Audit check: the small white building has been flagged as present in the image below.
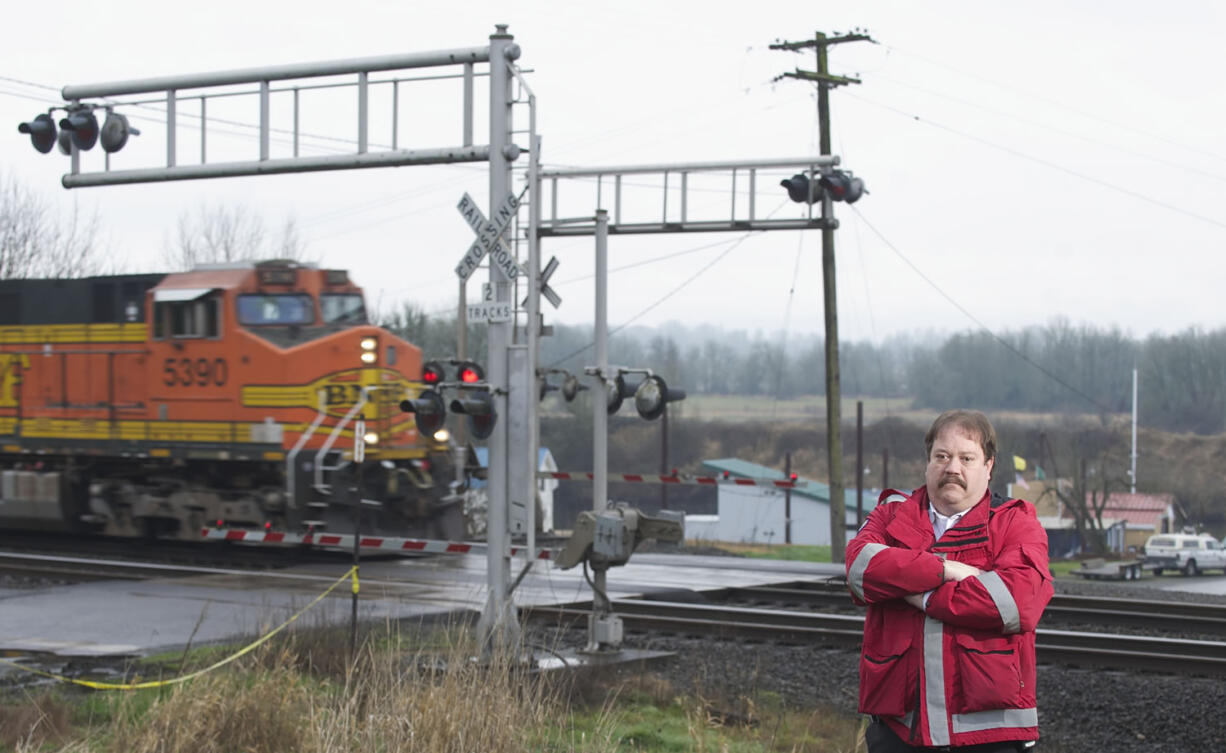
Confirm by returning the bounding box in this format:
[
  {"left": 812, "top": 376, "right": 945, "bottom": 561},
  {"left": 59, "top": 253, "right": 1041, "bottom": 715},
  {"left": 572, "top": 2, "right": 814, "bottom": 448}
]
[
  {"left": 473, "top": 446, "right": 558, "bottom": 532},
  {"left": 693, "top": 458, "right": 877, "bottom": 546}
]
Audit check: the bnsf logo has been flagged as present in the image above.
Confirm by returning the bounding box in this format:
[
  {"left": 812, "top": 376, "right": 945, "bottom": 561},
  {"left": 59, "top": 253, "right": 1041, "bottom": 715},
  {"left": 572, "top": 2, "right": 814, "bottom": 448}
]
[{"left": 241, "top": 369, "right": 411, "bottom": 417}]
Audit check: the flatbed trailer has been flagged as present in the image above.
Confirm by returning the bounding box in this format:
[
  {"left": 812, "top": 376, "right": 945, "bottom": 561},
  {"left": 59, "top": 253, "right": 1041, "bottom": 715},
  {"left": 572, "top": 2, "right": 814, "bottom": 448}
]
[{"left": 1073, "top": 558, "right": 1149, "bottom": 581}]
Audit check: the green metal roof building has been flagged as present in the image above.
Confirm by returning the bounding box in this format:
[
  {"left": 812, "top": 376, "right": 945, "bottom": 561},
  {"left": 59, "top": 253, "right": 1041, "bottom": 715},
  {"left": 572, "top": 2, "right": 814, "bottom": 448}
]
[{"left": 688, "top": 458, "right": 879, "bottom": 546}]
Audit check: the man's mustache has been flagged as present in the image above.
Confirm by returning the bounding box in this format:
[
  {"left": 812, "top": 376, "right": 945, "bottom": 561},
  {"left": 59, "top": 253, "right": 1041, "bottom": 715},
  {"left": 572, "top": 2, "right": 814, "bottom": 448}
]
[{"left": 940, "top": 474, "right": 966, "bottom": 489}]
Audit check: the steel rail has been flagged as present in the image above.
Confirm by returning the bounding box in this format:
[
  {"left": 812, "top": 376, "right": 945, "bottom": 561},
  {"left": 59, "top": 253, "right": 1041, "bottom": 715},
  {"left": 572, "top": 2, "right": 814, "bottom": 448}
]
[
  {"left": 525, "top": 599, "right": 1226, "bottom": 677},
  {"left": 716, "top": 582, "right": 1226, "bottom": 636}
]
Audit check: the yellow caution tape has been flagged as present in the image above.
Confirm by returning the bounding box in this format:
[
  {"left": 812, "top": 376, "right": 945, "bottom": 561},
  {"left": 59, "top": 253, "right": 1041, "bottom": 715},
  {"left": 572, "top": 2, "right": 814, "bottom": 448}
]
[{"left": 0, "top": 566, "right": 357, "bottom": 691}]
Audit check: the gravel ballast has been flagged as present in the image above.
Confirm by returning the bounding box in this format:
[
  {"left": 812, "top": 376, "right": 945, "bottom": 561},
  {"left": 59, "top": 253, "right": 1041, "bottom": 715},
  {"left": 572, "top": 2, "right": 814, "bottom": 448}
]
[{"left": 542, "top": 576, "right": 1226, "bottom": 753}]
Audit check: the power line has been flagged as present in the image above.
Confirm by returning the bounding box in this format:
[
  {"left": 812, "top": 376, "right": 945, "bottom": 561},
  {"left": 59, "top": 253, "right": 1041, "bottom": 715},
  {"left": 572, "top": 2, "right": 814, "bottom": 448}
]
[
  {"left": 871, "top": 73, "right": 1226, "bottom": 184},
  {"left": 883, "top": 44, "right": 1226, "bottom": 164},
  {"left": 546, "top": 220, "right": 776, "bottom": 368},
  {"left": 846, "top": 91, "right": 1226, "bottom": 232},
  {"left": 849, "top": 204, "right": 1112, "bottom": 413}
]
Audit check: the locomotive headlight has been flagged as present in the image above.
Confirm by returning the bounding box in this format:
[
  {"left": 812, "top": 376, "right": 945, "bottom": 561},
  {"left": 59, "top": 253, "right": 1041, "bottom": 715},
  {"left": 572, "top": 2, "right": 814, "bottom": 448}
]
[
  {"left": 362, "top": 431, "right": 380, "bottom": 446},
  {"left": 432, "top": 428, "right": 451, "bottom": 443},
  {"left": 359, "top": 337, "right": 378, "bottom": 363}
]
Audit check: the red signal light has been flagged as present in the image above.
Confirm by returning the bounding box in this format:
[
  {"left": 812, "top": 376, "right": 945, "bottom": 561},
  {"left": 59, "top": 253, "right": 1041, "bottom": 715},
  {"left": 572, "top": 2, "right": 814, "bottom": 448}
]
[
  {"left": 458, "top": 362, "right": 484, "bottom": 383},
  {"left": 215, "top": 519, "right": 224, "bottom": 528},
  {"left": 422, "top": 361, "right": 445, "bottom": 385},
  {"left": 789, "top": 473, "right": 798, "bottom": 482}
]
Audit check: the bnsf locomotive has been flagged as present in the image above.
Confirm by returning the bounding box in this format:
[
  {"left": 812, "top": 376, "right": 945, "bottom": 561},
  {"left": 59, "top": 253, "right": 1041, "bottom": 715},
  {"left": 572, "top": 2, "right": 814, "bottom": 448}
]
[{"left": 0, "top": 260, "right": 463, "bottom": 541}]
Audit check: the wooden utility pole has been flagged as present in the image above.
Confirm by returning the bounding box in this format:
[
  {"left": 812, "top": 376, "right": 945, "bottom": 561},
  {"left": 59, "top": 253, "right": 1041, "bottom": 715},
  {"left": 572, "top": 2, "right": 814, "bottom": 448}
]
[
  {"left": 856, "top": 400, "right": 864, "bottom": 528},
  {"left": 784, "top": 452, "right": 793, "bottom": 544},
  {"left": 770, "top": 29, "right": 872, "bottom": 562}
]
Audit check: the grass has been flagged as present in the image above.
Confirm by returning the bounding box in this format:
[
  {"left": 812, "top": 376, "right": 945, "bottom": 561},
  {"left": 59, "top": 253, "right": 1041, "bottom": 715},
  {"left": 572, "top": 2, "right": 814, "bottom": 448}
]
[
  {"left": 0, "top": 620, "right": 867, "bottom": 753},
  {"left": 715, "top": 543, "right": 834, "bottom": 563},
  {"left": 680, "top": 395, "right": 912, "bottom": 425}
]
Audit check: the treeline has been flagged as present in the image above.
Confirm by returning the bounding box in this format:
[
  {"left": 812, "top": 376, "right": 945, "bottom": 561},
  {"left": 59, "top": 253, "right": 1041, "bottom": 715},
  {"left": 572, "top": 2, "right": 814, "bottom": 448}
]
[{"left": 380, "top": 305, "right": 1226, "bottom": 435}]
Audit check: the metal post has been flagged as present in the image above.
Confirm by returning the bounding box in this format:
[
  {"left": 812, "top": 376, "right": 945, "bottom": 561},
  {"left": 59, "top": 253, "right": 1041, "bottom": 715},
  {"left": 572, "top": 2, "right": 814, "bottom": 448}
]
[
  {"left": 660, "top": 406, "right": 669, "bottom": 510},
  {"left": 259, "top": 81, "right": 269, "bottom": 161},
  {"left": 1130, "top": 368, "right": 1138, "bottom": 493},
  {"left": 357, "top": 72, "right": 368, "bottom": 154},
  {"left": 463, "top": 63, "right": 474, "bottom": 147},
  {"left": 882, "top": 447, "right": 889, "bottom": 490},
  {"left": 200, "top": 97, "right": 207, "bottom": 164},
  {"left": 526, "top": 125, "right": 542, "bottom": 569},
  {"left": 350, "top": 461, "right": 362, "bottom": 661},
  {"left": 592, "top": 208, "right": 610, "bottom": 635},
  {"left": 477, "top": 25, "right": 519, "bottom": 652},
  {"left": 392, "top": 81, "right": 399, "bottom": 150},
  {"left": 166, "top": 90, "right": 176, "bottom": 167},
  {"left": 292, "top": 88, "right": 299, "bottom": 157}
]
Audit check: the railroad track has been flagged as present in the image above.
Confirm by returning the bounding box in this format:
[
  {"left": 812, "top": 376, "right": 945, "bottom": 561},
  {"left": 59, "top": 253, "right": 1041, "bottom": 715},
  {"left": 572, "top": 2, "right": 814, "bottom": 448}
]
[
  {"left": 0, "top": 530, "right": 359, "bottom": 574},
  {"left": 708, "top": 580, "right": 1226, "bottom": 637},
  {"left": 0, "top": 551, "right": 206, "bottom": 581},
  {"left": 526, "top": 597, "right": 1226, "bottom": 677}
]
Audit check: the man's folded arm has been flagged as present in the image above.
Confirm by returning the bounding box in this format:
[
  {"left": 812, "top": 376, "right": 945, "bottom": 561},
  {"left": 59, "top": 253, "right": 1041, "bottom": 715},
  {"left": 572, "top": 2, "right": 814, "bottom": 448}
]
[{"left": 847, "top": 516, "right": 945, "bottom": 603}]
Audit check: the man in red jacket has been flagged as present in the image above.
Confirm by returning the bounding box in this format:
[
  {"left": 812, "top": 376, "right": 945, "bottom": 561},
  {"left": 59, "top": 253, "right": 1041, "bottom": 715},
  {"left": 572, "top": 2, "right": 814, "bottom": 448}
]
[{"left": 846, "top": 410, "right": 1053, "bottom": 752}]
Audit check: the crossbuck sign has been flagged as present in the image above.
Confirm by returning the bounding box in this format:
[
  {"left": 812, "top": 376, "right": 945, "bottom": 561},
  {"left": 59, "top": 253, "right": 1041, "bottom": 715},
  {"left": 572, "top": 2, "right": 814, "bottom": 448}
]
[{"left": 455, "top": 191, "right": 523, "bottom": 283}]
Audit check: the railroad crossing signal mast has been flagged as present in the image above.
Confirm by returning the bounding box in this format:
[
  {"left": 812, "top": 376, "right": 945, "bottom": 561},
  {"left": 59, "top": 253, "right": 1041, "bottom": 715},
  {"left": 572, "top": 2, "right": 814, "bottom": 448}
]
[{"left": 32, "top": 26, "right": 531, "bottom": 652}]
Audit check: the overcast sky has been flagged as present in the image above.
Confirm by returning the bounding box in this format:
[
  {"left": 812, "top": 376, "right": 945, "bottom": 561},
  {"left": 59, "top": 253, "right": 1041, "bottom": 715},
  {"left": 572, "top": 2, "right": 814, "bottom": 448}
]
[{"left": 3, "top": 1, "right": 1223, "bottom": 344}]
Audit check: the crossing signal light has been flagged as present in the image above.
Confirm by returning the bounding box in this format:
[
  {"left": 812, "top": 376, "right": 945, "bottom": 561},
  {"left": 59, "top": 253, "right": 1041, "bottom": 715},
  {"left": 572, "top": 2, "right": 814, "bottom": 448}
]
[
  {"left": 605, "top": 374, "right": 634, "bottom": 415},
  {"left": 450, "top": 392, "right": 497, "bottom": 440},
  {"left": 17, "top": 113, "right": 57, "bottom": 154},
  {"left": 399, "top": 389, "right": 446, "bottom": 436},
  {"left": 781, "top": 173, "right": 822, "bottom": 204},
  {"left": 562, "top": 373, "right": 587, "bottom": 402},
  {"left": 633, "top": 375, "right": 686, "bottom": 420},
  {"left": 421, "top": 361, "right": 445, "bottom": 386},
  {"left": 818, "top": 170, "right": 866, "bottom": 203},
  {"left": 458, "top": 361, "right": 484, "bottom": 384},
  {"left": 59, "top": 109, "right": 99, "bottom": 151}
]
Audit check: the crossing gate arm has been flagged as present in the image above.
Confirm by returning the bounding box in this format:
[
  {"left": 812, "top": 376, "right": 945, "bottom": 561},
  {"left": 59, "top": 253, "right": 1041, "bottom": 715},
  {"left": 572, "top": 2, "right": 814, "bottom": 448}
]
[
  {"left": 539, "top": 470, "right": 803, "bottom": 489},
  {"left": 200, "top": 528, "right": 556, "bottom": 560}
]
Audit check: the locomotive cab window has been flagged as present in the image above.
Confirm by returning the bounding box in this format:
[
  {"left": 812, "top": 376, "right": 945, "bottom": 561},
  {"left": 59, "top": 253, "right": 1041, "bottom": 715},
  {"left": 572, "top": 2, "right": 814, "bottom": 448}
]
[
  {"left": 321, "top": 294, "right": 367, "bottom": 325},
  {"left": 152, "top": 289, "right": 221, "bottom": 339},
  {"left": 237, "top": 294, "right": 315, "bottom": 325}
]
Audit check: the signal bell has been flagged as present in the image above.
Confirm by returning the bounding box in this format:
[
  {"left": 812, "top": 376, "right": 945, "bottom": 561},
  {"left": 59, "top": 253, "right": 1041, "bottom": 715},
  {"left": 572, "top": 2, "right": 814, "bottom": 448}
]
[{"left": 17, "top": 113, "right": 57, "bottom": 154}]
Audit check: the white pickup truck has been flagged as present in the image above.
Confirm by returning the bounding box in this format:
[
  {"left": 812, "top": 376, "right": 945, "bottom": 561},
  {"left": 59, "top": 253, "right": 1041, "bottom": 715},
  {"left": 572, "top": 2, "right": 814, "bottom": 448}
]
[{"left": 1141, "top": 533, "right": 1226, "bottom": 576}]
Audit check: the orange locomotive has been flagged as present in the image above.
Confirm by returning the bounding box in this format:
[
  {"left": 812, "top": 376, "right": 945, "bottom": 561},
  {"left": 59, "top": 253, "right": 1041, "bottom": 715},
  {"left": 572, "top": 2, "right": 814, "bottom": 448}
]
[{"left": 0, "top": 260, "right": 463, "bottom": 540}]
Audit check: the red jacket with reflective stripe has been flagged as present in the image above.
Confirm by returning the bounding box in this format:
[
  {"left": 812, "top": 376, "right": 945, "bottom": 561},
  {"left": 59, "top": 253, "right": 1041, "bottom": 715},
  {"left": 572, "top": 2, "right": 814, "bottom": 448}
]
[{"left": 845, "top": 486, "right": 1053, "bottom": 748}]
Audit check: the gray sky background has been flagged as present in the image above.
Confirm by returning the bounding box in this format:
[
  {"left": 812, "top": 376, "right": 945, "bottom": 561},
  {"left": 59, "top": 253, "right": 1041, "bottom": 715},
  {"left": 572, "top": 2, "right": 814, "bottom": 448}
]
[{"left": 3, "top": 1, "right": 1223, "bottom": 344}]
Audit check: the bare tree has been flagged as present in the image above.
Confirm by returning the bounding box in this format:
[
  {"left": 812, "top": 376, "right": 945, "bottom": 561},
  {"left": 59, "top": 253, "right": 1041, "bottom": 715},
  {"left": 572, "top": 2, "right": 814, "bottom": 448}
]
[
  {"left": 167, "top": 203, "right": 310, "bottom": 270},
  {"left": 1039, "top": 429, "right": 1129, "bottom": 555},
  {"left": 0, "top": 172, "right": 110, "bottom": 279}
]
